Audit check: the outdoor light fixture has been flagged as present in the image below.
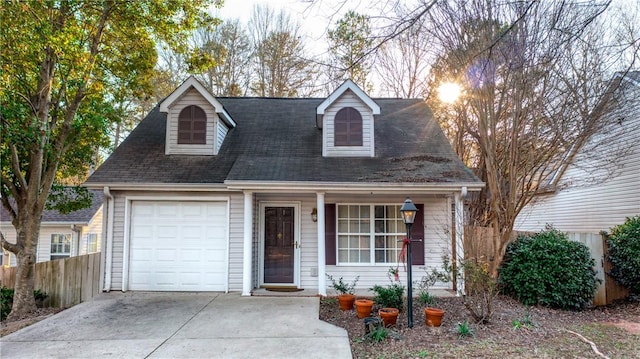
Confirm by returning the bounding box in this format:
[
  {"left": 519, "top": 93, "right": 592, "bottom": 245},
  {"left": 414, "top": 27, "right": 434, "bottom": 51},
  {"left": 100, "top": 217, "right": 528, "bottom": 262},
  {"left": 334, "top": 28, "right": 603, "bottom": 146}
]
[
  {"left": 400, "top": 197, "right": 418, "bottom": 328},
  {"left": 311, "top": 207, "right": 318, "bottom": 222}
]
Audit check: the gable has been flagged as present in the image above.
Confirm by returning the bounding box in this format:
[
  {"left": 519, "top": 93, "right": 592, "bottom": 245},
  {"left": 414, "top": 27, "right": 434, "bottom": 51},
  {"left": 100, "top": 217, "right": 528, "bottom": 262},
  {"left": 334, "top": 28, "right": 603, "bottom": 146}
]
[
  {"left": 322, "top": 90, "right": 375, "bottom": 157},
  {"left": 164, "top": 88, "right": 220, "bottom": 155}
]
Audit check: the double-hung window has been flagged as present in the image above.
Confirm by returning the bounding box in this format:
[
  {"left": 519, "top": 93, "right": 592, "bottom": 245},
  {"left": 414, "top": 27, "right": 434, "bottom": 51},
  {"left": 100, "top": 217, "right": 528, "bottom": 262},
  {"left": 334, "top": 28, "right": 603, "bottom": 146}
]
[
  {"left": 337, "top": 204, "right": 405, "bottom": 264},
  {"left": 51, "top": 234, "right": 71, "bottom": 260},
  {"left": 87, "top": 233, "right": 98, "bottom": 253}
]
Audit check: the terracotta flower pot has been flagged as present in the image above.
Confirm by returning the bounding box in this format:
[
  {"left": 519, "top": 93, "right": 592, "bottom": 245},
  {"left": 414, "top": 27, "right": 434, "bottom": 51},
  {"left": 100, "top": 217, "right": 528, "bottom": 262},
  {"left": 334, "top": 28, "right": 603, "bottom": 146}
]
[
  {"left": 338, "top": 294, "right": 356, "bottom": 310},
  {"left": 378, "top": 307, "right": 399, "bottom": 327},
  {"left": 355, "top": 299, "right": 374, "bottom": 319},
  {"left": 424, "top": 307, "right": 445, "bottom": 327}
]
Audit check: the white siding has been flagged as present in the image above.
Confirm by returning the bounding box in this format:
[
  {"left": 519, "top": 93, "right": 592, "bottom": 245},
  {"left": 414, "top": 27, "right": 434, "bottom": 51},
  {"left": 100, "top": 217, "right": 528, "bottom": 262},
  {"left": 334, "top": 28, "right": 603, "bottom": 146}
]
[
  {"left": 517, "top": 89, "right": 640, "bottom": 234},
  {"left": 227, "top": 193, "right": 245, "bottom": 291},
  {"left": 104, "top": 191, "right": 455, "bottom": 292},
  {"left": 323, "top": 195, "right": 452, "bottom": 292},
  {"left": 80, "top": 205, "right": 103, "bottom": 255},
  {"left": 217, "top": 121, "right": 229, "bottom": 153},
  {"left": 165, "top": 88, "right": 220, "bottom": 156},
  {"left": 0, "top": 224, "right": 76, "bottom": 266},
  {"left": 323, "top": 91, "right": 375, "bottom": 157}
]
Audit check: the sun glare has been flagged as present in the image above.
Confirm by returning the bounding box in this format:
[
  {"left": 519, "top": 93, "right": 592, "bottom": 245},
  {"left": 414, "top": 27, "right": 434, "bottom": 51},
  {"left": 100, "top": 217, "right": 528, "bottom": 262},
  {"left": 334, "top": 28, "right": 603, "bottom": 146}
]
[{"left": 438, "top": 82, "right": 462, "bottom": 104}]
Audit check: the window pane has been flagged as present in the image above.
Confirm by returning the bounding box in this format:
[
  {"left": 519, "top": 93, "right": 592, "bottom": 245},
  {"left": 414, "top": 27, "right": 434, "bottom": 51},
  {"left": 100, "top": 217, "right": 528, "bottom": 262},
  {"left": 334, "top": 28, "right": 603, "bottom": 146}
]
[
  {"left": 360, "top": 219, "right": 370, "bottom": 232},
  {"left": 360, "top": 206, "right": 370, "bottom": 218},
  {"left": 349, "top": 205, "right": 358, "bottom": 217},
  {"left": 338, "top": 220, "right": 349, "bottom": 232},
  {"left": 338, "top": 236, "right": 349, "bottom": 248},
  {"left": 349, "top": 221, "right": 360, "bottom": 233},
  {"left": 375, "top": 220, "right": 384, "bottom": 233},
  {"left": 338, "top": 250, "right": 348, "bottom": 262},
  {"left": 359, "top": 236, "right": 370, "bottom": 249},
  {"left": 375, "top": 205, "right": 384, "bottom": 218},
  {"left": 349, "top": 236, "right": 359, "bottom": 248},
  {"left": 360, "top": 250, "right": 370, "bottom": 263},
  {"left": 338, "top": 205, "right": 348, "bottom": 218}
]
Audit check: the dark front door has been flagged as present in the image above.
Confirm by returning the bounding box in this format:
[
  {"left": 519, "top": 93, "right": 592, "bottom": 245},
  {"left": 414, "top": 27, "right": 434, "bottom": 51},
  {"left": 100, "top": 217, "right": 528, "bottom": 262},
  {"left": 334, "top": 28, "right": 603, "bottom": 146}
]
[{"left": 264, "top": 207, "right": 295, "bottom": 284}]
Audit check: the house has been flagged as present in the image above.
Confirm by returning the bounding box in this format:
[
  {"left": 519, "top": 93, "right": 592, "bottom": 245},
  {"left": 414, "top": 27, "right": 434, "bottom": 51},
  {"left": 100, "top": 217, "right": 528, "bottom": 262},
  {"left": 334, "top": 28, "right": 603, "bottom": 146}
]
[
  {"left": 1, "top": 189, "right": 104, "bottom": 266},
  {"left": 516, "top": 72, "right": 640, "bottom": 234},
  {"left": 84, "top": 77, "right": 483, "bottom": 295}
]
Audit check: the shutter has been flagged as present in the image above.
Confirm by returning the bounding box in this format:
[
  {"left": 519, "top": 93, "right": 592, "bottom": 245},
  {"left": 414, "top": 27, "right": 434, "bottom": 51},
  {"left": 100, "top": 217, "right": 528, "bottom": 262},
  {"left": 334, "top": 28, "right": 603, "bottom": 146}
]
[
  {"left": 324, "top": 204, "right": 336, "bottom": 265},
  {"left": 347, "top": 108, "right": 363, "bottom": 146},
  {"left": 411, "top": 204, "right": 425, "bottom": 265}
]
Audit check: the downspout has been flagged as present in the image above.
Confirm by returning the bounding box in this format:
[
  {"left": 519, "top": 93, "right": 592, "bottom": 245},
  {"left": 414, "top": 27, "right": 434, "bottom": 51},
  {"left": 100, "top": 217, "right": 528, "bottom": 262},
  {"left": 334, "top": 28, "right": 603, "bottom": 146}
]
[
  {"left": 71, "top": 225, "right": 82, "bottom": 256},
  {"left": 454, "top": 186, "right": 467, "bottom": 296},
  {"left": 103, "top": 186, "right": 114, "bottom": 292}
]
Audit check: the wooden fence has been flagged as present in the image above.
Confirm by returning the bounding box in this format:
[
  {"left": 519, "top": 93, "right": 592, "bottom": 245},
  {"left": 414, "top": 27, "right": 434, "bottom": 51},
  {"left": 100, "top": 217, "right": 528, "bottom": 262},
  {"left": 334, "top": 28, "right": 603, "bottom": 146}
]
[
  {"left": 0, "top": 252, "right": 101, "bottom": 308},
  {"left": 464, "top": 227, "right": 628, "bottom": 306}
]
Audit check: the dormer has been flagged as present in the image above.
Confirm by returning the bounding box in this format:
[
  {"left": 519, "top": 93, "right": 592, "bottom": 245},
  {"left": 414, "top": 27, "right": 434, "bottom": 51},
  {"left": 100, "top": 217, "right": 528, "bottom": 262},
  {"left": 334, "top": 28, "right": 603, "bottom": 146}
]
[
  {"left": 316, "top": 80, "right": 380, "bottom": 157},
  {"left": 159, "top": 76, "right": 236, "bottom": 155}
]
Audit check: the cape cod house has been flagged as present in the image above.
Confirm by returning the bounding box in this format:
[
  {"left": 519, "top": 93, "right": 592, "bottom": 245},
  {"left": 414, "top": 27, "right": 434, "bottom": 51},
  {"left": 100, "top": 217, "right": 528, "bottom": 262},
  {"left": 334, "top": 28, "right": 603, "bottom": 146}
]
[
  {"left": 85, "top": 77, "right": 483, "bottom": 295},
  {"left": 516, "top": 72, "right": 640, "bottom": 234}
]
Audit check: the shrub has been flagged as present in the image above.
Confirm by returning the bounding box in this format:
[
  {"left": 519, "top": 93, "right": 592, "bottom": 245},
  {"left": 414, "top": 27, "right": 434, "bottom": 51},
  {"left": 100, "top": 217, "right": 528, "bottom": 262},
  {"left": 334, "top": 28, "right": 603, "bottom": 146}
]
[
  {"left": 461, "top": 259, "right": 499, "bottom": 323},
  {"left": 1, "top": 287, "right": 49, "bottom": 321},
  {"left": 606, "top": 215, "right": 640, "bottom": 295},
  {"left": 371, "top": 282, "right": 405, "bottom": 309},
  {"left": 326, "top": 274, "right": 359, "bottom": 295},
  {"left": 498, "top": 227, "right": 599, "bottom": 310}
]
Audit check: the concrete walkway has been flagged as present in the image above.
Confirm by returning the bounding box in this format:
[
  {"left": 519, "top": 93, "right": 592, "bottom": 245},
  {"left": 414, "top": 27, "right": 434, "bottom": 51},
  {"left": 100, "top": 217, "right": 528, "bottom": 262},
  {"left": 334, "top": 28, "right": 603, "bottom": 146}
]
[{"left": 0, "top": 292, "right": 352, "bottom": 359}]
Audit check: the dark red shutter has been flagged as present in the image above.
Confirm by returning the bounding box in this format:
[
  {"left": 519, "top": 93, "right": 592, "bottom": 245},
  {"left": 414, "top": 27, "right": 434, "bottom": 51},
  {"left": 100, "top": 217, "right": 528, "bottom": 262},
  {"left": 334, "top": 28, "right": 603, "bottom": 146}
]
[
  {"left": 334, "top": 107, "right": 363, "bottom": 146},
  {"left": 178, "top": 105, "right": 207, "bottom": 144},
  {"left": 411, "top": 204, "right": 425, "bottom": 265},
  {"left": 324, "top": 204, "right": 336, "bottom": 265}
]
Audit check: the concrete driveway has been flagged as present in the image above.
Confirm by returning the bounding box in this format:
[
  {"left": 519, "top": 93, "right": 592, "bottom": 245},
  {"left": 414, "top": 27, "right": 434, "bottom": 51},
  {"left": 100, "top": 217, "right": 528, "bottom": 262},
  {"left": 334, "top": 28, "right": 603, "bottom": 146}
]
[{"left": 0, "top": 292, "right": 352, "bottom": 358}]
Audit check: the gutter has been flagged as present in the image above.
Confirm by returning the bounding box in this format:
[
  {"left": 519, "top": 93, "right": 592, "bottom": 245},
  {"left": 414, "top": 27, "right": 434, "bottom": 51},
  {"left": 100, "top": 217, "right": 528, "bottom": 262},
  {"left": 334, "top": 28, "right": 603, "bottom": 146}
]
[
  {"left": 224, "top": 181, "right": 485, "bottom": 193},
  {"left": 102, "top": 186, "right": 114, "bottom": 292}
]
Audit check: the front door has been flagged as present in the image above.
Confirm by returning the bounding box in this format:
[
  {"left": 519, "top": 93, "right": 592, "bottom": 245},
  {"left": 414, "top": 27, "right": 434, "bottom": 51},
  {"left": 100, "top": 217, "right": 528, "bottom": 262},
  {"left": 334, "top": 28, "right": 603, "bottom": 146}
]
[{"left": 264, "top": 207, "right": 295, "bottom": 284}]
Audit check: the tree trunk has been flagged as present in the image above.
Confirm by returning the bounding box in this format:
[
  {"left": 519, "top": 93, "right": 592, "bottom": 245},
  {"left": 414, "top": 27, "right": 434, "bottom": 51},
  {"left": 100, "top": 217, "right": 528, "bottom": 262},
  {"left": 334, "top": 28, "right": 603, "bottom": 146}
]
[{"left": 7, "top": 219, "right": 41, "bottom": 320}]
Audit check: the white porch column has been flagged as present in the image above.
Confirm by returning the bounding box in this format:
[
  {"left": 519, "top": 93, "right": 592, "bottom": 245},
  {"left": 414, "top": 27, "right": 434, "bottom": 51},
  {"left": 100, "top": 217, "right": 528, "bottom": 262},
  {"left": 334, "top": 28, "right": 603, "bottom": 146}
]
[
  {"left": 242, "top": 191, "right": 254, "bottom": 296},
  {"left": 316, "top": 192, "right": 326, "bottom": 296},
  {"left": 455, "top": 187, "right": 467, "bottom": 295}
]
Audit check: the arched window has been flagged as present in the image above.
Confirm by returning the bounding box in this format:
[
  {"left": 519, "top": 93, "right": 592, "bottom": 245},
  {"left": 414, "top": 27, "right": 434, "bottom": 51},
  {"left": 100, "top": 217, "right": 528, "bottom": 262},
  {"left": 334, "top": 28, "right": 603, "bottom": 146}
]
[
  {"left": 178, "top": 105, "right": 207, "bottom": 144},
  {"left": 334, "top": 107, "right": 363, "bottom": 146}
]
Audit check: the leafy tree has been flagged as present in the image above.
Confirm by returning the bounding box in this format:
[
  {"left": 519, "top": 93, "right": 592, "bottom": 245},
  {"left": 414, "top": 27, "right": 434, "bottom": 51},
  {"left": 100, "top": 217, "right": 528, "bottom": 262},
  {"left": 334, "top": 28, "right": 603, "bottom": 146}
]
[
  {"left": 0, "top": 0, "right": 218, "bottom": 320},
  {"left": 327, "top": 10, "right": 373, "bottom": 91}
]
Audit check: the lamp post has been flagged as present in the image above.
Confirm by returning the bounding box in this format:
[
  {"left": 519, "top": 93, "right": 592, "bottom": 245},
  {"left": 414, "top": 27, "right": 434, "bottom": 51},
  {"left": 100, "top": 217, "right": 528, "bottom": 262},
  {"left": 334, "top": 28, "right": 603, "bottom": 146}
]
[{"left": 400, "top": 197, "right": 418, "bottom": 328}]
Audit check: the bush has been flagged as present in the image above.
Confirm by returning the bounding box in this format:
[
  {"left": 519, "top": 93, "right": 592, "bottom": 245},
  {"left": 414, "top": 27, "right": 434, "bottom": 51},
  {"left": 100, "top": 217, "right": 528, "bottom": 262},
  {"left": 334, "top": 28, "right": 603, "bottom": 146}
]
[
  {"left": 461, "top": 259, "right": 499, "bottom": 323},
  {"left": 1, "top": 287, "right": 49, "bottom": 321},
  {"left": 498, "top": 228, "right": 599, "bottom": 310},
  {"left": 371, "top": 282, "right": 405, "bottom": 310},
  {"left": 606, "top": 215, "right": 640, "bottom": 295}
]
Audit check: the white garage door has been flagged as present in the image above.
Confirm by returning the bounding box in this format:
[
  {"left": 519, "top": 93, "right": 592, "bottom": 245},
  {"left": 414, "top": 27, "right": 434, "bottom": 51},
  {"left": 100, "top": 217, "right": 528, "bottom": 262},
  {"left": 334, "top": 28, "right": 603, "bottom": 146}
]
[{"left": 129, "top": 201, "right": 228, "bottom": 291}]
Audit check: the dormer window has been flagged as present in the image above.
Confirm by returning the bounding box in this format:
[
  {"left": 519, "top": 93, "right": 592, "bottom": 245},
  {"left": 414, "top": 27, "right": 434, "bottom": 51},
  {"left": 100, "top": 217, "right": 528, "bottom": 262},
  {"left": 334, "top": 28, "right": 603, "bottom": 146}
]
[
  {"left": 178, "top": 105, "right": 207, "bottom": 144},
  {"left": 335, "top": 107, "right": 363, "bottom": 146}
]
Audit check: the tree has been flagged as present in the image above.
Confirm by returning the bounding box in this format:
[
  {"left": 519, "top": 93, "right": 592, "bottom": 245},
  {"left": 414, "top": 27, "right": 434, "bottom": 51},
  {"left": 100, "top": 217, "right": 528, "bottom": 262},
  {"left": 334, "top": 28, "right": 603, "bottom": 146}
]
[
  {"left": 327, "top": 10, "right": 374, "bottom": 91},
  {"left": 425, "top": 0, "right": 639, "bottom": 273},
  {"left": 193, "top": 20, "right": 252, "bottom": 96},
  {"left": 0, "top": 0, "right": 217, "bottom": 320},
  {"left": 248, "top": 4, "right": 318, "bottom": 97},
  {"left": 375, "top": 8, "right": 433, "bottom": 98}
]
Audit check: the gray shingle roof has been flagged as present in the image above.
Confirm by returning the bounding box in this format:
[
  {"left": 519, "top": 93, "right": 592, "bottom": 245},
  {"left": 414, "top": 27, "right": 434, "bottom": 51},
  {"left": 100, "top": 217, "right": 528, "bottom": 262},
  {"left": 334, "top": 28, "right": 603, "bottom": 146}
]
[
  {"left": 86, "top": 98, "right": 480, "bottom": 185},
  {"left": 0, "top": 189, "right": 104, "bottom": 224}
]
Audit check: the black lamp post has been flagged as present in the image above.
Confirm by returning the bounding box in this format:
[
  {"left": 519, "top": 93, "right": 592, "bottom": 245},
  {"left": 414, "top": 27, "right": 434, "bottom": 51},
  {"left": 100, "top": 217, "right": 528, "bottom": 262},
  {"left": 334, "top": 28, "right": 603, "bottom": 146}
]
[{"left": 400, "top": 197, "right": 418, "bottom": 328}]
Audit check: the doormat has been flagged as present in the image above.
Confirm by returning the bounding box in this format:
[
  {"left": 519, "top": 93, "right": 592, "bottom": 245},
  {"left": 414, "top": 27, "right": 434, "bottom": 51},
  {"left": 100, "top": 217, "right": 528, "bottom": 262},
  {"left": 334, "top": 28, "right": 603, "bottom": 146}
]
[{"left": 265, "top": 287, "right": 304, "bottom": 292}]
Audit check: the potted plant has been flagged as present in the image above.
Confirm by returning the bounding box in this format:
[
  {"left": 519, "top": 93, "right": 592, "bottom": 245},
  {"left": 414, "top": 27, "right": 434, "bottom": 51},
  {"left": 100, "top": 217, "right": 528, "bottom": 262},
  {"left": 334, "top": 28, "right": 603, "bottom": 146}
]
[
  {"left": 378, "top": 307, "right": 399, "bottom": 327},
  {"left": 354, "top": 298, "right": 374, "bottom": 318},
  {"left": 326, "top": 274, "right": 359, "bottom": 310},
  {"left": 371, "top": 269, "right": 405, "bottom": 327},
  {"left": 418, "top": 255, "right": 453, "bottom": 327}
]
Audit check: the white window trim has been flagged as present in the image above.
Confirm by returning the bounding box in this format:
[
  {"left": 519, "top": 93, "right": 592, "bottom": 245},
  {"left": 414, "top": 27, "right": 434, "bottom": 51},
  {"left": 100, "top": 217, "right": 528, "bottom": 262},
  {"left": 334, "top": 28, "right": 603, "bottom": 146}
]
[
  {"left": 51, "top": 233, "right": 72, "bottom": 259},
  {"left": 335, "top": 203, "right": 405, "bottom": 266}
]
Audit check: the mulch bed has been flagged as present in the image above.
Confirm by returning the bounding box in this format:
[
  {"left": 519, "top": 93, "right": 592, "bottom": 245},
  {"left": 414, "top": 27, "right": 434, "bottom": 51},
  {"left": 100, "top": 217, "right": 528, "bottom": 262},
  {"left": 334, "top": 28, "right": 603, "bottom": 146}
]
[{"left": 319, "top": 295, "right": 640, "bottom": 358}]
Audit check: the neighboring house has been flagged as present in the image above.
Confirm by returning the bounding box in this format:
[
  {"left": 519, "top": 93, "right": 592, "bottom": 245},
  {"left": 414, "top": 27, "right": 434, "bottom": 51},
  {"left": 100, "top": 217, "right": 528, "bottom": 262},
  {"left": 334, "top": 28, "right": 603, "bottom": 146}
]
[
  {"left": 516, "top": 72, "right": 640, "bottom": 234},
  {"left": 85, "top": 77, "right": 483, "bottom": 295},
  {"left": 1, "top": 189, "right": 104, "bottom": 266}
]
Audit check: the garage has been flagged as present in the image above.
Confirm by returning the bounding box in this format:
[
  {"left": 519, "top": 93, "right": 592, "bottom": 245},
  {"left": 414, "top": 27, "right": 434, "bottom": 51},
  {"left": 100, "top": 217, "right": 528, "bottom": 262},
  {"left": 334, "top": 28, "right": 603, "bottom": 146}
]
[{"left": 128, "top": 201, "right": 228, "bottom": 291}]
